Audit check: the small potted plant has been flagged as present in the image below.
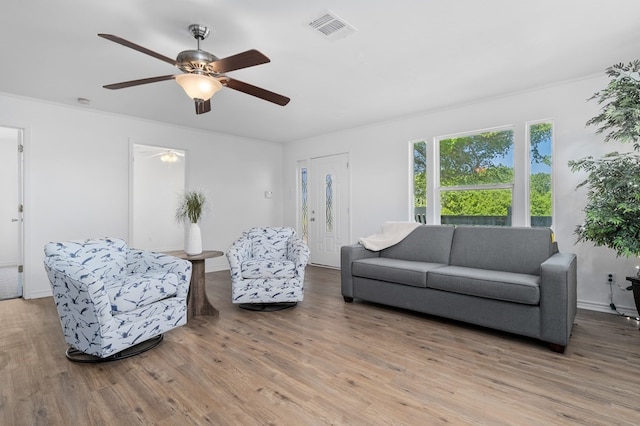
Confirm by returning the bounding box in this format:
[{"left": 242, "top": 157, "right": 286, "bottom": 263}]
[{"left": 176, "top": 190, "right": 207, "bottom": 255}]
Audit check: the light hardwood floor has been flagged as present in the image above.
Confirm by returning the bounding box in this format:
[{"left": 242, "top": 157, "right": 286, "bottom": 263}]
[{"left": 1, "top": 266, "right": 640, "bottom": 425}]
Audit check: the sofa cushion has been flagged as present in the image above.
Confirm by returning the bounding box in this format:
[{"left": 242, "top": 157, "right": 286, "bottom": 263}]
[
  {"left": 247, "top": 227, "right": 294, "bottom": 261},
  {"left": 449, "top": 226, "right": 554, "bottom": 275},
  {"left": 44, "top": 237, "right": 128, "bottom": 282},
  {"left": 427, "top": 266, "right": 540, "bottom": 305},
  {"left": 105, "top": 271, "right": 179, "bottom": 314},
  {"left": 353, "top": 258, "right": 447, "bottom": 288},
  {"left": 380, "top": 225, "right": 455, "bottom": 264},
  {"left": 241, "top": 259, "right": 296, "bottom": 279}
]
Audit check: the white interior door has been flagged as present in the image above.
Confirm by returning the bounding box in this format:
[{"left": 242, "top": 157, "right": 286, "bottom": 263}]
[
  {"left": 308, "top": 153, "right": 349, "bottom": 267},
  {"left": 0, "top": 127, "right": 23, "bottom": 300}
]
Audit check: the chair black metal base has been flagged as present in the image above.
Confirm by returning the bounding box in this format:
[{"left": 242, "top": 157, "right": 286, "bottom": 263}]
[
  {"left": 239, "top": 302, "right": 297, "bottom": 312},
  {"left": 65, "top": 334, "right": 164, "bottom": 363}
]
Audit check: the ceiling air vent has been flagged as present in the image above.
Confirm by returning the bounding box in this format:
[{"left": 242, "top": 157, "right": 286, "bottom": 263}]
[{"left": 308, "top": 10, "right": 356, "bottom": 40}]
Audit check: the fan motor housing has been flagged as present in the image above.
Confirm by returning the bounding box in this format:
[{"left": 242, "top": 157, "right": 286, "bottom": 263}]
[{"left": 176, "top": 49, "right": 220, "bottom": 75}]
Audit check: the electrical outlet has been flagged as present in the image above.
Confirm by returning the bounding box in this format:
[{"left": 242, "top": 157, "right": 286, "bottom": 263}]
[{"left": 607, "top": 273, "right": 616, "bottom": 284}]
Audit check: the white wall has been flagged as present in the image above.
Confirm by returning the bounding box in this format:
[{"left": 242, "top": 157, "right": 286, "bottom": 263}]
[
  {"left": 283, "top": 75, "right": 639, "bottom": 316},
  {"left": 0, "top": 93, "right": 283, "bottom": 299}
]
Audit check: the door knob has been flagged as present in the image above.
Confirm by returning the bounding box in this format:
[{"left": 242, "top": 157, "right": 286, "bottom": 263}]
[{"left": 11, "top": 218, "right": 19, "bottom": 222}]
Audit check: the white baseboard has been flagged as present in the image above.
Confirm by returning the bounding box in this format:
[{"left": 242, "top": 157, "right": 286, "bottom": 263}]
[
  {"left": 310, "top": 263, "right": 340, "bottom": 270},
  {"left": 206, "top": 265, "right": 229, "bottom": 273},
  {"left": 205, "top": 256, "right": 229, "bottom": 273},
  {"left": 24, "top": 288, "right": 53, "bottom": 300},
  {"left": 22, "top": 263, "right": 640, "bottom": 319},
  {"left": 578, "top": 300, "right": 639, "bottom": 317}
]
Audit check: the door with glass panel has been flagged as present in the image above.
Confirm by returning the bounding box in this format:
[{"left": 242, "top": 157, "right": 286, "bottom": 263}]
[{"left": 307, "top": 153, "right": 349, "bottom": 267}]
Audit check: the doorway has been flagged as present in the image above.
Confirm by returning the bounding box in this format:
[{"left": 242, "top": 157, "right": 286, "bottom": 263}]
[
  {"left": 130, "top": 143, "right": 186, "bottom": 251},
  {"left": 0, "top": 127, "right": 23, "bottom": 300},
  {"left": 305, "top": 153, "right": 350, "bottom": 267}
]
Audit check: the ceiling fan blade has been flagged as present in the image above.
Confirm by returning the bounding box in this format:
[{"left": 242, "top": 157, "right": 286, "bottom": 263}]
[
  {"left": 225, "top": 78, "right": 290, "bottom": 106},
  {"left": 211, "top": 50, "right": 270, "bottom": 73},
  {"left": 150, "top": 150, "right": 185, "bottom": 158},
  {"left": 98, "top": 34, "right": 177, "bottom": 66},
  {"left": 195, "top": 99, "right": 211, "bottom": 115},
  {"left": 103, "top": 75, "right": 176, "bottom": 90}
]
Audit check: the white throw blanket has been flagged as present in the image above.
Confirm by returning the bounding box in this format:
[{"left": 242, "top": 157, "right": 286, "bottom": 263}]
[{"left": 358, "top": 221, "right": 421, "bottom": 251}]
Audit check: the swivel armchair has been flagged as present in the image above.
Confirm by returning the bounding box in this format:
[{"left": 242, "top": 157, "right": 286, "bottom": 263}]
[
  {"left": 44, "top": 237, "right": 192, "bottom": 362},
  {"left": 226, "top": 227, "right": 310, "bottom": 311}
]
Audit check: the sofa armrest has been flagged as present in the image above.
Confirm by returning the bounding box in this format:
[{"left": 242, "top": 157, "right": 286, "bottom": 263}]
[
  {"left": 43, "top": 258, "right": 114, "bottom": 326},
  {"left": 126, "top": 250, "right": 192, "bottom": 298},
  {"left": 226, "top": 236, "right": 252, "bottom": 284},
  {"left": 539, "top": 252, "right": 578, "bottom": 347},
  {"left": 340, "top": 243, "right": 380, "bottom": 299},
  {"left": 287, "top": 236, "right": 311, "bottom": 277}
]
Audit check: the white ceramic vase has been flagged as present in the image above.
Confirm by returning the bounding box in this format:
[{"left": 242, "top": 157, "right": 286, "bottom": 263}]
[{"left": 185, "top": 222, "right": 203, "bottom": 255}]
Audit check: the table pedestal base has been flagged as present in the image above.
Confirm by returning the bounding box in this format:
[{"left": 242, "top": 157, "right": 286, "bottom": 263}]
[
  {"left": 187, "top": 256, "right": 219, "bottom": 319},
  {"left": 164, "top": 250, "right": 223, "bottom": 320}
]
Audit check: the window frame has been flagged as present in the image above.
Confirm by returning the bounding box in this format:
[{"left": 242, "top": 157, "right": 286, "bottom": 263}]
[
  {"left": 296, "top": 159, "right": 309, "bottom": 243},
  {"left": 411, "top": 122, "right": 553, "bottom": 228},
  {"left": 436, "top": 125, "right": 515, "bottom": 225},
  {"left": 526, "top": 119, "right": 555, "bottom": 228}
]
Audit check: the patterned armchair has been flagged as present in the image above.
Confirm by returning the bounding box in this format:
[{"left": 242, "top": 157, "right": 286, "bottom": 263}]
[
  {"left": 43, "top": 237, "right": 192, "bottom": 362},
  {"left": 226, "top": 227, "right": 310, "bottom": 310}
]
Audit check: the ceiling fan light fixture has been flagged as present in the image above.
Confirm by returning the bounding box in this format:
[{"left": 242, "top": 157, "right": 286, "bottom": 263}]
[
  {"left": 160, "top": 151, "right": 179, "bottom": 163},
  {"left": 175, "top": 73, "right": 222, "bottom": 101}
]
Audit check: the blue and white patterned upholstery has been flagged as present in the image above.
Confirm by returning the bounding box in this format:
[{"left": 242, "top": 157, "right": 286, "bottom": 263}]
[
  {"left": 226, "top": 227, "right": 310, "bottom": 304},
  {"left": 43, "top": 237, "right": 192, "bottom": 358}
]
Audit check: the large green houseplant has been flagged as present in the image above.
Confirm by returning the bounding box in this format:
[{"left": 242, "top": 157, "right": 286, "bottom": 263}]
[
  {"left": 584, "top": 60, "right": 640, "bottom": 150},
  {"left": 569, "top": 60, "right": 640, "bottom": 256},
  {"left": 569, "top": 152, "right": 640, "bottom": 257},
  {"left": 569, "top": 60, "right": 640, "bottom": 314},
  {"left": 176, "top": 190, "right": 207, "bottom": 255}
]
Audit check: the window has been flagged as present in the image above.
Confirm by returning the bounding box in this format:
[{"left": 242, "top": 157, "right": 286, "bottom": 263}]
[
  {"left": 412, "top": 141, "right": 427, "bottom": 223},
  {"left": 411, "top": 122, "right": 553, "bottom": 227},
  {"left": 439, "top": 127, "right": 514, "bottom": 226},
  {"left": 300, "top": 167, "right": 309, "bottom": 243},
  {"left": 325, "top": 174, "right": 333, "bottom": 232},
  {"left": 298, "top": 162, "right": 309, "bottom": 243},
  {"left": 529, "top": 121, "right": 553, "bottom": 227}
]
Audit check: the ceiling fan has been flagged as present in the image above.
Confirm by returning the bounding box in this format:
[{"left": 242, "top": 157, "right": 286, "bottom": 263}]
[
  {"left": 148, "top": 149, "right": 184, "bottom": 163},
  {"left": 99, "top": 24, "right": 290, "bottom": 114}
]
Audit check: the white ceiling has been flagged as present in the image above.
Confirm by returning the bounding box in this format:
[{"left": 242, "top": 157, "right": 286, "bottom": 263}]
[{"left": 2, "top": 1, "right": 640, "bottom": 143}]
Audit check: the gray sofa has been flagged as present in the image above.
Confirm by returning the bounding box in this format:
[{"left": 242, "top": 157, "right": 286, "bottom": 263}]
[{"left": 341, "top": 225, "right": 577, "bottom": 352}]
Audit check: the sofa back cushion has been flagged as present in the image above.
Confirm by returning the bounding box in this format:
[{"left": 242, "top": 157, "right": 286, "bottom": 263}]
[
  {"left": 44, "top": 237, "right": 128, "bottom": 282},
  {"left": 247, "top": 227, "right": 295, "bottom": 261},
  {"left": 449, "top": 226, "right": 554, "bottom": 275},
  {"left": 380, "top": 225, "right": 455, "bottom": 264}
]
